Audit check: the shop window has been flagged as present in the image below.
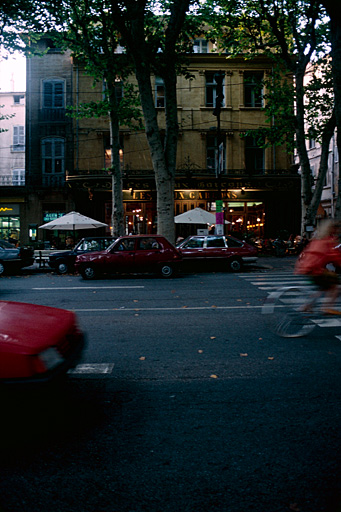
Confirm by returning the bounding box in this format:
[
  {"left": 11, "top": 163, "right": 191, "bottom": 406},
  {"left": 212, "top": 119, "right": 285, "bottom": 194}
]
[
  {"left": 245, "top": 136, "right": 264, "bottom": 173},
  {"left": 155, "top": 77, "right": 165, "bottom": 107},
  {"left": 205, "top": 72, "right": 225, "bottom": 108},
  {"left": 244, "top": 72, "right": 263, "bottom": 107},
  {"left": 12, "top": 126, "right": 25, "bottom": 152},
  {"left": 0, "top": 215, "right": 20, "bottom": 241}
]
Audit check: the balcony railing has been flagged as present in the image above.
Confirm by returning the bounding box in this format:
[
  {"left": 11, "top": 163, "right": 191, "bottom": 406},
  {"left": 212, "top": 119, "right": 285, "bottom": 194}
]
[
  {"left": 0, "top": 174, "right": 25, "bottom": 186},
  {"left": 65, "top": 167, "right": 299, "bottom": 179},
  {"left": 39, "top": 108, "right": 66, "bottom": 122}
]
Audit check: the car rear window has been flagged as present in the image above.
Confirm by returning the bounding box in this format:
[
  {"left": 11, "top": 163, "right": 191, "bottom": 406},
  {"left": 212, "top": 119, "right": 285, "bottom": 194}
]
[
  {"left": 206, "top": 237, "right": 226, "bottom": 248},
  {"left": 226, "top": 237, "right": 243, "bottom": 248}
]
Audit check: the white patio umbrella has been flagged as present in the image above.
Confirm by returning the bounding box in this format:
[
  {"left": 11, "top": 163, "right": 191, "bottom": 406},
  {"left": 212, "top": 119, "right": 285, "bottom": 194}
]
[
  {"left": 174, "top": 207, "right": 217, "bottom": 225},
  {"left": 39, "top": 211, "right": 108, "bottom": 240}
]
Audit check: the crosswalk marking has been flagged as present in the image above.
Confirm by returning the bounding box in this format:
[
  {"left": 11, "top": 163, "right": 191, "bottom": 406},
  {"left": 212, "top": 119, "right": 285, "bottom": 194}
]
[{"left": 240, "top": 271, "right": 341, "bottom": 338}]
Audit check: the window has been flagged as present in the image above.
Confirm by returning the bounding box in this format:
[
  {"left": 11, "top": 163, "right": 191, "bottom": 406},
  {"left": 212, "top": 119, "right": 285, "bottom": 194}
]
[
  {"left": 115, "top": 239, "right": 135, "bottom": 251},
  {"left": 207, "top": 237, "right": 226, "bottom": 248},
  {"left": 41, "top": 138, "right": 65, "bottom": 174},
  {"left": 245, "top": 136, "right": 264, "bottom": 172},
  {"left": 193, "top": 39, "right": 208, "bottom": 53},
  {"left": 12, "top": 126, "right": 25, "bottom": 152},
  {"left": 244, "top": 72, "right": 263, "bottom": 107},
  {"left": 205, "top": 72, "right": 225, "bottom": 108},
  {"left": 155, "top": 77, "right": 165, "bottom": 107},
  {"left": 183, "top": 237, "right": 205, "bottom": 249},
  {"left": 43, "top": 79, "right": 64, "bottom": 109},
  {"left": 138, "top": 238, "right": 160, "bottom": 250},
  {"left": 226, "top": 237, "right": 243, "bottom": 248},
  {"left": 206, "top": 134, "right": 226, "bottom": 172},
  {"left": 12, "top": 169, "right": 25, "bottom": 186},
  {"left": 308, "top": 138, "right": 316, "bottom": 149},
  {"left": 13, "top": 94, "right": 24, "bottom": 105}
]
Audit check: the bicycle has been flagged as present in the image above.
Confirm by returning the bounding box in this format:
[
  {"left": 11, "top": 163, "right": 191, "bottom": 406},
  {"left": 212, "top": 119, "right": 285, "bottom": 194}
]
[{"left": 261, "top": 280, "right": 338, "bottom": 338}]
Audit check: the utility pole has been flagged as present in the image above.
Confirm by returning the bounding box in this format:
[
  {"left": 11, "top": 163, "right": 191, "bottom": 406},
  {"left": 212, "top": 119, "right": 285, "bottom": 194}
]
[{"left": 213, "top": 71, "right": 224, "bottom": 234}]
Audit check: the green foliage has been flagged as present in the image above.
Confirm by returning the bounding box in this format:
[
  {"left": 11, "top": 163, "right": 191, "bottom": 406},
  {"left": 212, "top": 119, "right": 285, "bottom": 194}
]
[
  {"left": 0, "top": 105, "right": 15, "bottom": 133},
  {"left": 66, "top": 83, "right": 144, "bottom": 130},
  {"left": 304, "top": 58, "right": 334, "bottom": 143}
]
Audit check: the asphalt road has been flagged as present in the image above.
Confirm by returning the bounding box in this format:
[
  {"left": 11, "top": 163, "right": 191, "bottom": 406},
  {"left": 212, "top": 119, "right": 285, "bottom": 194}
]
[{"left": 0, "top": 258, "right": 340, "bottom": 512}]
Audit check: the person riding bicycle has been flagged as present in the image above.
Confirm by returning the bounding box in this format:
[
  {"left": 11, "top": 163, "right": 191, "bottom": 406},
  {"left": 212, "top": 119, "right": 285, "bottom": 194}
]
[{"left": 295, "top": 219, "right": 341, "bottom": 315}]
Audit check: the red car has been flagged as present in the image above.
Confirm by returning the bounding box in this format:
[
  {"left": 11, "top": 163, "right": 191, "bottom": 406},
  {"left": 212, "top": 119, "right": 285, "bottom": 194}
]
[
  {"left": 75, "top": 235, "right": 182, "bottom": 279},
  {"left": 0, "top": 301, "right": 85, "bottom": 383},
  {"left": 176, "top": 234, "right": 258, "bottom": 272}
]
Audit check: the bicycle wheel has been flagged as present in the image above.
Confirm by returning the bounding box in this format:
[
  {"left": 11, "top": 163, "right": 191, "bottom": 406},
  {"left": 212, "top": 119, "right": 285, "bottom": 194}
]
[{"left": 262, "top": 286, "right": 317, "bottom": 338}]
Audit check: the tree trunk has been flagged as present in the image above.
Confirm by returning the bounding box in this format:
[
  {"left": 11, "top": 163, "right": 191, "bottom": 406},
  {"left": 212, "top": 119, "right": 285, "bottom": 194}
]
[
  {"left": 295, "top": 68, "right": 314, "bottom": 232},
  {"left": 306, "top": 111, "right": 336, "bottom": 225},
  {"left": 108, "top": 84, "right": 124, "bottom": 237},
  {"left": 322, "top": 0, "right": 341, "bottom": 219}
]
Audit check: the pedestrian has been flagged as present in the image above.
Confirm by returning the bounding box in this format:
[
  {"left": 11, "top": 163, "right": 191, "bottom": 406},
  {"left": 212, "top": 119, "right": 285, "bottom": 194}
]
[{"left": 295, "top": 219, "right": 341, "bottom": 315}]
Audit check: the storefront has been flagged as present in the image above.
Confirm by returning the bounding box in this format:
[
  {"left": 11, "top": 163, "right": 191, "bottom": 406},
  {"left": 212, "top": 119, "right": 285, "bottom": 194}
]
[
  {"left": 0, "top": 204, "right": 21, "bottom": 243},
  {"left": 70, "top": 173, "right": 301, "bottom": 241}
]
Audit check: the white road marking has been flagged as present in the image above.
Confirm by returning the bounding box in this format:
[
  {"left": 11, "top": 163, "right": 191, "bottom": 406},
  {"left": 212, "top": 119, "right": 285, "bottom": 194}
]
[
  {"left": 33, "top": 286, "right": 145, "bottom": 290},
  {"left": 312, "top": 318, "right": 341, "bottom": 328},
  {"left": 72, "top": 305, "right": 264, "bottom": 312},
  {"left": 68, "top": 363, "right": 114, "bottom": 375}
]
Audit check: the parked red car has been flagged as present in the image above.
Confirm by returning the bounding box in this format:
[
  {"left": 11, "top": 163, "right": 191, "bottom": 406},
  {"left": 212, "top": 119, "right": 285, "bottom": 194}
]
[
  {"left": 0, "top": 301, "right": 85, "bottom": 383},
  {"left": 176, "top": 234, "right": 258, "bottom": 272},
  {"left": 75, "top": 235, "right": 182, "bottom": 279}
]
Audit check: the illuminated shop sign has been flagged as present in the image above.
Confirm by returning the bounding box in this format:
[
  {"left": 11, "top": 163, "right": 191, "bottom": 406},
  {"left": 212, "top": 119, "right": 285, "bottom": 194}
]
[
  {"left": 43, "top": 212, "right": 65, "bottom": 222},
  {"left": 0, "top": 205, "right": 20, "bottom": 215}
]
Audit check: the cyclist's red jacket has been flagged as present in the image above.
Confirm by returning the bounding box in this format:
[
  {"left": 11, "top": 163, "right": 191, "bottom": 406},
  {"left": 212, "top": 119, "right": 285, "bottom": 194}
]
[{"left": 295, "top": 236, "right": 341, "bottom": 276}]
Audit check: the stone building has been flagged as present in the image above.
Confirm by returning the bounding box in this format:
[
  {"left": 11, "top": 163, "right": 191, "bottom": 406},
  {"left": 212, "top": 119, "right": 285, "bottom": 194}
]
[{"left": 22, "top": 37, "right": 301, "bottom": 245}]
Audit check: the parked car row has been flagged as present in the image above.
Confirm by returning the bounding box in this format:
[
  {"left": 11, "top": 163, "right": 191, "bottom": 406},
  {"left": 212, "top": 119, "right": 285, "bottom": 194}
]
[
  {"left": 0, "top": 234, "right": 258, "bottom": 278},
  {"left": 68, "top": 234, "right": 257, "bottom": 279}
]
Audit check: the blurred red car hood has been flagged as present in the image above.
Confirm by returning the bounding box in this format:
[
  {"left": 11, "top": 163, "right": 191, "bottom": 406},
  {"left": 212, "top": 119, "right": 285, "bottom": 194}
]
[{"left": 0, "top": 301, "right": 76, "bottom": 353}]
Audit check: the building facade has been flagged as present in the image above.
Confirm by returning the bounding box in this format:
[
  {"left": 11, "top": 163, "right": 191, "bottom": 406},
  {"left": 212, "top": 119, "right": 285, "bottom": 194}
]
[
  {"left": 0, "top": 90, "right": 26, "bottom": 243},
  {"left": 21, "top": 38, "right": 301, "bottom": 246}
]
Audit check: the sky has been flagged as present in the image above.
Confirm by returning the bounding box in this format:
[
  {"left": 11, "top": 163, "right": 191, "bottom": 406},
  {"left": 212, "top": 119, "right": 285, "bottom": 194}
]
[{"left": 0, "top": 52, "right": 26, "bottom": 92}]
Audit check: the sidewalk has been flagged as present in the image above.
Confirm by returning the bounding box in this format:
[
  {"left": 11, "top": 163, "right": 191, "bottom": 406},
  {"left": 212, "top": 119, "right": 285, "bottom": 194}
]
[{"left": 254, "top": 254, "right": 297, "bottom": 272}]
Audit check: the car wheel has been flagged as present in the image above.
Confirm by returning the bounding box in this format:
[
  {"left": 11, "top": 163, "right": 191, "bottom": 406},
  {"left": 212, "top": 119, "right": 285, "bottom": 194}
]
[
  {"left": 159, "top": 264, "right": 174, "bottom": 278},
  {"left": 81, "top": 265, "right": 97, "bottom": 280},
  {"left": 228, "top": 258, "right": 242, "bottom": 272},
  {"left": 56, "top": 259, "right": 69, "bottom": 274},
  {"left": 0, "top": 261, "right": 5, "bottom": 276}
]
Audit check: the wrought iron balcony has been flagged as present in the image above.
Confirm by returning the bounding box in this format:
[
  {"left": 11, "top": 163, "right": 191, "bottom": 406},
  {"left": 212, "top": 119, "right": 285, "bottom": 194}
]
[{"left": 39, "top": 108, "right": 67, "bottom": 122}]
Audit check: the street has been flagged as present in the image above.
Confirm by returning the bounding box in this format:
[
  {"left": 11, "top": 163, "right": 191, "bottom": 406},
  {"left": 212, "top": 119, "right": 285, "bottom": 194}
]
[{"left": 0, "top": 259, "right": 340, "bottom": 512}]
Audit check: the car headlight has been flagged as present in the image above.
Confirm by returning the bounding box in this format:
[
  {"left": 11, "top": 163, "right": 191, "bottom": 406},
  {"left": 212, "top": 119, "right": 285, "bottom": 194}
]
[{"left": 39, "top": 347, "right": 64, "bottom": 370}]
